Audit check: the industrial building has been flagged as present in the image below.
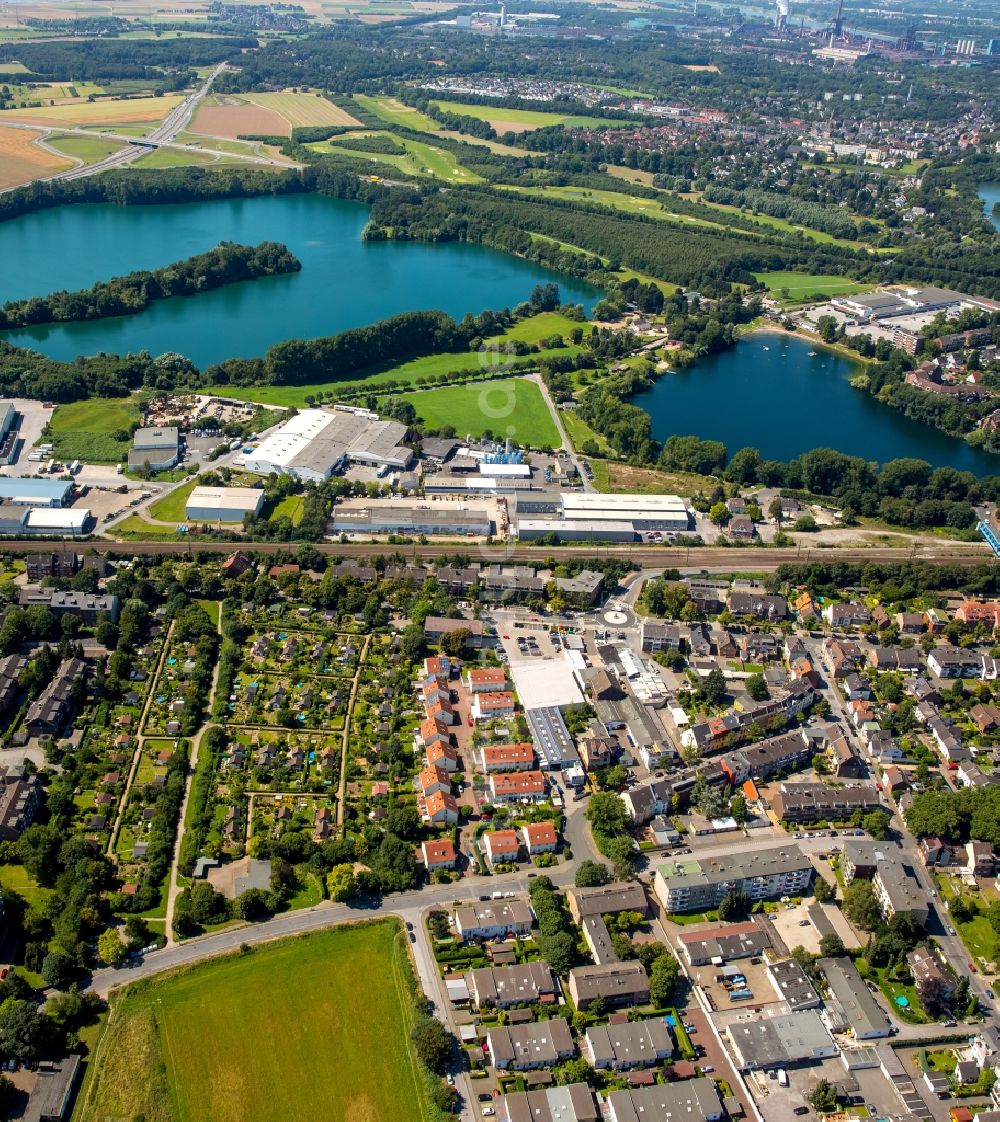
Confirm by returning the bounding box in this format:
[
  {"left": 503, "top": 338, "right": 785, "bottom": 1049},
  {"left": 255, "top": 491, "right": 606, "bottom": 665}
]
[
  {"left": 129, "top": 427, "right": 180, "bottom": 471},
  {"left": 654, "top": 846, "right": 813, "bottom": 913},
  {"left": 0, "top": 504, "right": 92, "bottom": 537},
  {"left": 0, "top": 477, "right": 73, "bottom": 507},
  {"left": 243, "top": 409, "right": 413, "bottom": 482},
  {"left": 516, "top": 492, "right": 692, "bottom": 542},
  {"left": 725, "top": 1010, "right": 837, "bottom": 1070},
  {"left": 0, "top": 402, "right": 18, "bottom": 465},
  {"left": 831, "top": 286, "right": 997, "bottom": 323},
  {"left": 185, "top": 486, "right": 264, "bottom": 523},
  {"left": 329, "top": 503, "right": 492, "bottom": 537}
]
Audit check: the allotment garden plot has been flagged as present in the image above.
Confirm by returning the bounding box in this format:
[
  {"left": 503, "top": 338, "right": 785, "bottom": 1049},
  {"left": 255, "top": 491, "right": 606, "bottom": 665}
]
[{"left": 227, "top": 629, "right": 358, "bottom": 731}]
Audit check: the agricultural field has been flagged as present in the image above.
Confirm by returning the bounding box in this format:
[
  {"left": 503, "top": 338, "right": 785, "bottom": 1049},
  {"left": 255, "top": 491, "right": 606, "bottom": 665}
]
[
  {"left": 0, "top": 123, "right": 69, "bottom": 188},
  {"left": 427, "top": 99, "right": 626, "bottom": 134},
  {"left": 395, "top": 377, "right": 560, "bottom": 447},
  {"left": 76, "top": 922, "right": 431, "bottom": 1122},
  {"left": 244, "top": 90, "right": 361, "bottom": 128},
  {"left": 189, "top": 94, "right": 289, "bottom": 139},
  {"left": 44, "top": 132, "right": 126, "bottom": 164},
  {"left": 754, "top": 270, "right": 874, "bottom": 300},
  {"left": 0, "top": 93, "right": 182, "bottom": 127},
  {"left": 46, "top": 396, "right": 141, "bottom": 464}
]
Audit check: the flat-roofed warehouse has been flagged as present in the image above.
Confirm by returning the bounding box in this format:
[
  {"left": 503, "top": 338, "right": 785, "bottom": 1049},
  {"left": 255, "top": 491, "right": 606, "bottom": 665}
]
[
  {"left": 517, "top": 518, "right": 637, "bottom": 543},
  {"left": 185, "top": 486, "right": 264, "bottom": 523},
  {"left": 0, "top": 478, "right": 73, "bottom": 508},
  {"left": 243, "top": 409, "right": 413, "bottom": 483},
  {"left": 329, "top": 503, "right": 492, "bottom": 537},
  {"left": 560, "top": 493, "right": 692, "bottom": 531},
  {"left": 725, "top": 1010, "right": 837, "bottom": 1070},
  {"left": 129, "top": 426, "right": 180, "bottom": 470}
]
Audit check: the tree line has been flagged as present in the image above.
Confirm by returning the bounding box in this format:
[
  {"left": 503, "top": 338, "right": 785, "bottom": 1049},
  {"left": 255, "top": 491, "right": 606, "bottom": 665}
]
[{"left": 0, "top": 241, "right": 300, "bottom": 330}]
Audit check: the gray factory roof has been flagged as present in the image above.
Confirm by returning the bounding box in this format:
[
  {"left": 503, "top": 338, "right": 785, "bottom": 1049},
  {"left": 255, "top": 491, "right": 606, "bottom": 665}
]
[
  {"left": 768, "top": 958, "right": 820, "bottom": 1010},
  {"left": 726, "top": 1010, "right": 834, "bottom": 1069},
  {"left": 133, "top": 426, "right": 179, "bottom": 450},
  {"left": 525, "top": 705, "right": 580, "bottom": 769}
]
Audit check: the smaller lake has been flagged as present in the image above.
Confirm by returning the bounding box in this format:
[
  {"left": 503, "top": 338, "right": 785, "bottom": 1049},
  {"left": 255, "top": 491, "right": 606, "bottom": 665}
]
[
  {"left": 632, "top": 333, "right": 999, "bottom": 474},
  {"left": 980, "top": 183, "right": 1000, "bottom": 231}
]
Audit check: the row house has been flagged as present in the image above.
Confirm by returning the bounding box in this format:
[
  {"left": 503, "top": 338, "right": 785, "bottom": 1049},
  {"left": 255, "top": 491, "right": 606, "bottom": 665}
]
[
  {"left": 928, "top": 646, "right": 986, "bottom": 679},
  {"left": 418, "top": 765, "right": 452, "bottom": 798},
  {"left": 426, "top": 740, "right": 458, "bottom": 771},
  {"left": 465, "top": 667, "right": 507, "bottom": 693},
  {"left": 471, "top": 691, "right": 516, "bottom": 723},
  {"left": 423, "top": 790, "right": 459, "bottom": 826},
  {"left": 868, "top": 646, "right": 923, "bottom": 675},
  {"left": 770, "top": 783, "right": 882, "bottom": 823},
  {"left": 482, "top": 742, "right": 536, "bottom": 773},
  {"left": 489, "top": 770, "right": 547, "bottom": 804},
  {"left": 419, "top": 717, "right": 451, "bottom": 753},
  {"left": 720, "top": 729, "right": 811, "bottom": 784}
]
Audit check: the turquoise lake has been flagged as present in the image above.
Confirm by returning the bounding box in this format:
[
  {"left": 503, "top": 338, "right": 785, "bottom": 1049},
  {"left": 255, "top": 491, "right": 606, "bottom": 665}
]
[{"left": 0, "top": 193, "right": 600, "bottom": 367}]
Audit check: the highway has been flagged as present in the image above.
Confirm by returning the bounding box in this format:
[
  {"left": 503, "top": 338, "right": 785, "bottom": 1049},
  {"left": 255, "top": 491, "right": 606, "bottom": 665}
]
[{"left": 0, "top": 63, "right": 297, "bottom": 194}]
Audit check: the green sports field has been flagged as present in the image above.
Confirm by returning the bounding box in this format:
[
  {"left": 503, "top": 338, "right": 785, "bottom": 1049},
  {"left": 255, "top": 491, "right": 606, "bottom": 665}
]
[
  {"left": 396, "top": 377, "right": 560, "bottom": 448},
  {"left": 77, "top": 921, "right": 432, "bottom": 1122}
]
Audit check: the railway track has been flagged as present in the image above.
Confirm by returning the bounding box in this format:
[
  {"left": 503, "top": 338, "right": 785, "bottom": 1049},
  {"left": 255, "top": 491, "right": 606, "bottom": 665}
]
[{"left": 3, "top": 539, "right": 993, "bottom": 567}]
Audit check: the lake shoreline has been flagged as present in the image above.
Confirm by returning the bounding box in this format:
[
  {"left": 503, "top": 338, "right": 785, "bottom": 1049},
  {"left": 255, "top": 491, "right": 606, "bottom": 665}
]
[{"left": 628, "top": 328, "right": 997, "bottom": 474}]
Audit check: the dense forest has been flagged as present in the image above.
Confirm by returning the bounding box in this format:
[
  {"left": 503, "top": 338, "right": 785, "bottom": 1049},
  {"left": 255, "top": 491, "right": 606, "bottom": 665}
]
[
  {"left": 0, "top": 241, "right": 300, "bottom": 329},
  {"left": 0, "top": 36, "right": 254, "bottom": 80}
]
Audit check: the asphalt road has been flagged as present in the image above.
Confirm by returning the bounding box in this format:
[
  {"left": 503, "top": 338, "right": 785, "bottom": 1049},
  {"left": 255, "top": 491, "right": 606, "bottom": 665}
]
[{"left": 55, "top": 64, "right": 229, "bottom": 182}]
